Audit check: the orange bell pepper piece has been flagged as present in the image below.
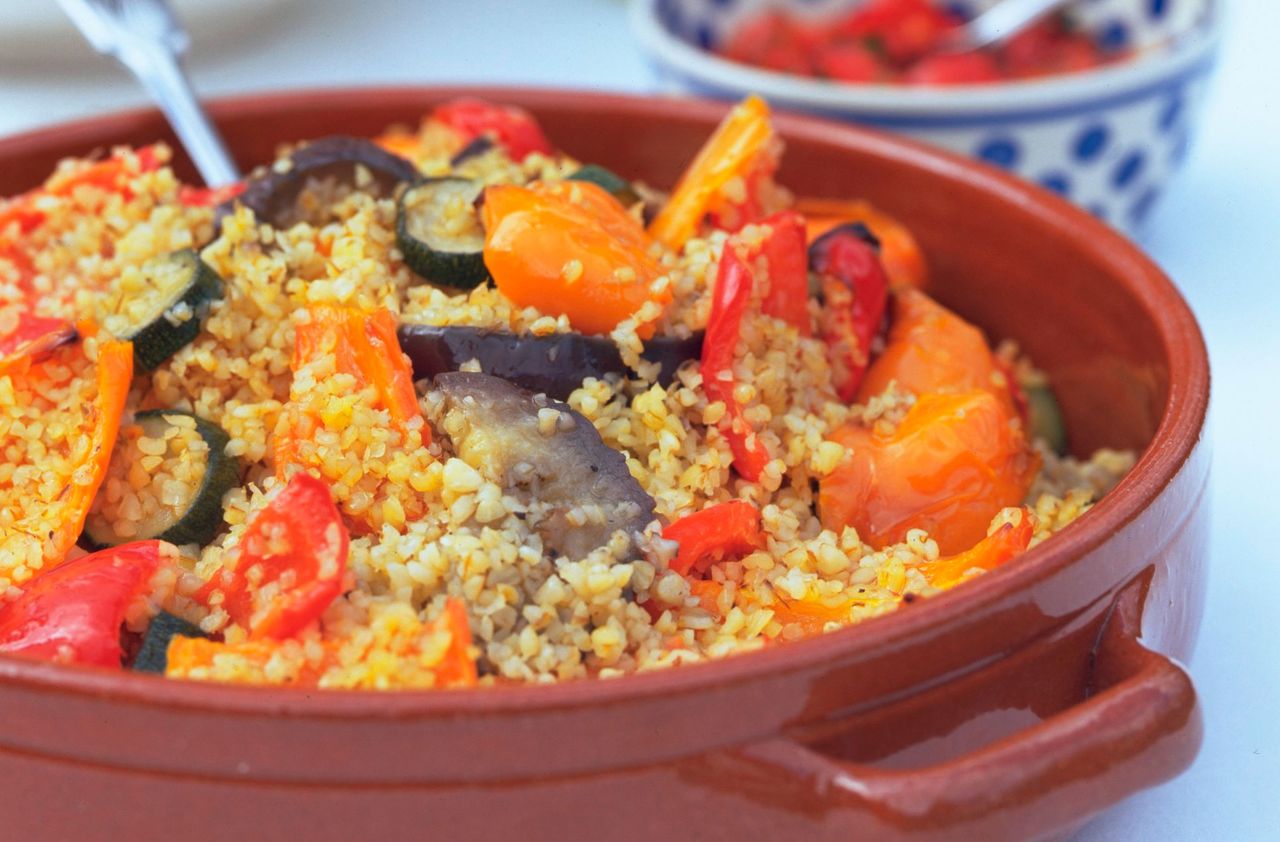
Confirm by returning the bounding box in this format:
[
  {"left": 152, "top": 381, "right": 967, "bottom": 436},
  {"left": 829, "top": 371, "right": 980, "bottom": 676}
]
[
  {"left": 922, "top": 508, "right": 1035, "bottom": 588},
  {"left": 768, "top": 596, "right": 857, "bottom": 637},
  {"left": 796, "top": 197, "right": 928, "bottom": 290},
  {"left": 0, "top": 332, "right": 132, "bottom": 573},
  {"left": 856, "top": 287, "right": 1017, "bottom": 415},
  {"left": 819, "top": 390, "right": 1039, "bottom": 555},
  {"left": 688, "top": 579, "right": 726, "bottom": 617},
  {"left": 372, "top": 131, "right": 422, "bottom": 160},
  {"left": 276, "top": 305, "right": 425, "bottom": 476},
  {"left": 165, "top": 637, "right": 337, "bottom": 686},
  {"left": 648, "top": 95, "right": 777, "bottom": 250},
  {"left": 482, "top": 180, "right": 669, "bottom": 336},
  {"left": 429, "top": 598, "right": 479, "bottom": 688}
]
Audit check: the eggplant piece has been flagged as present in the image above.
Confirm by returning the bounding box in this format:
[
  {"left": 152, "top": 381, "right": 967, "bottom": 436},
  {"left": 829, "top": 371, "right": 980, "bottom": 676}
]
[
  {"left": 399, "top": 324, "right": 703, "bottom": 400},
  {"left": 433, "top": 372, "right": 656, "bottom": 561},
  {"left": 449, "top": 136, "right": 496, "bottom": 168},
  {"left": 221, "top": 136, "right": 420, "bottom": 229}
]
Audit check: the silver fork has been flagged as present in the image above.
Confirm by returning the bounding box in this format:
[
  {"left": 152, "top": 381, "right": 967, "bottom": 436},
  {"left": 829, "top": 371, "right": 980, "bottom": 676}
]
[{"left": 56, "top": 0, "right": 241, "bottom": 185}]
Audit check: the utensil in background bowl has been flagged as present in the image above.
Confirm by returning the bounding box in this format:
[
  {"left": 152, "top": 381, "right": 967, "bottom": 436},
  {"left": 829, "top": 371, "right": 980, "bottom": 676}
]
[
  {"left": 630, "top": 0, "right": 1222, "bottom": 237},
  {"left": 0, "top": 87, "right": 1209, "bottom": 842}
]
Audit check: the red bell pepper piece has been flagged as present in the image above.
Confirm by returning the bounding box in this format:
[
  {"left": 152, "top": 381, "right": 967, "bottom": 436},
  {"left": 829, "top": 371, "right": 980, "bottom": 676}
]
[
  {"left": 196, "top": 472, "right": 349, "bottom": 640},
  {"left": 810, "top": 223, "right": 891, "bottom": 402},
  {"left": 703, "top": 248, "right": 771, "bottom": 481},
  {"left": 757, "top": 210, "right": 812, "bottom": 335},
  {"left": 0, "top": 197, "right": 45, "bottom": 237},
  {"left": 432, "top": 98, "right": 553, "bottom": 162},
  {"left": 43, "top": 144, "right": 162, "bottom": 200},
  {"left": 0, "top": 312, "right": 76, "bottom": 362},
  {"left": 178, "top": 181, "right": 246, "bottom": 208},
  {"left": 664, "top": 500, "right": 763, "bottom": 576},
  {"left": 0, "top": 541, "right": 165, "bottom": 667}
]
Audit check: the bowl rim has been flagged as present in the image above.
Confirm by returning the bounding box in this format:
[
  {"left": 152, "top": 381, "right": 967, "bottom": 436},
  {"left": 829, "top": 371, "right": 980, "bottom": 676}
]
[
  {"left": 0, "top": 85, "right": 1210, "bottom": 718},
  {"left": 629, "top": 0, "right": 1224, "bottom": 122}
]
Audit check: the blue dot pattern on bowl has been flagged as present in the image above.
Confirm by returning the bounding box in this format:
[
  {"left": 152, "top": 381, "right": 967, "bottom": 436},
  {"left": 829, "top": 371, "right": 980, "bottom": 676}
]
[
  {"left": 976, "top": 137, "right": 1021, "bottom": 169},
  {"left": 1130, "top": 186, "right": 1162, "bottom": 225},
  {"left": 1159, "top": 95, "right": 1184, "bottom": 131},
  {"left": 1074, "top": 124, "right": 1111, "bottom": 162},
  {"left": 645, "top": 0, "right": 1217, "bottom": 237},
  {"left": 1039, "top": 172, "right": 1073, "bottom": 197},
  {"left": 1112, "top": 150, "right": 1146, "bottom": 189},
  {"left": 1099, "top": 20, "right": 1131, "bottom": 51}
]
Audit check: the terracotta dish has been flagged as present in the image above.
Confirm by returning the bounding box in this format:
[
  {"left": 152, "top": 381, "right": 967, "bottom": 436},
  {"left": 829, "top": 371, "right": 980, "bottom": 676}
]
[{"left": 0, "top": 87, "right": 1209, "bottom": 841}]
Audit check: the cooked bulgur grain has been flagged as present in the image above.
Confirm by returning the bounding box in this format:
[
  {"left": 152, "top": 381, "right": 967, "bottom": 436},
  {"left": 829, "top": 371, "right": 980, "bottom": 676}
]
[{"left": 0, "top": 98, "right": 1133, "bottom": 688}]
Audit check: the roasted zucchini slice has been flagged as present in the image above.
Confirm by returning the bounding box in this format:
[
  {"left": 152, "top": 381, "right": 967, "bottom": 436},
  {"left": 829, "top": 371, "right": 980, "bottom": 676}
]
[
  {"left": 396, "top": 177, "right": 488, "bottom": 289},
  {"left": 1027, "top": 383, "right": 1068, "bottom": 455},
  {"left": 567, "top": 164, "right": 641, "bottom": 208},
  {"left": 132, "top": 612, "right": 208, "bottom": 674},
  {"left": 83, "top": 410, "right": 240, "bottom": 550},
  {"left": 103, "top": 249, "right": 224, "bottom": 371}
]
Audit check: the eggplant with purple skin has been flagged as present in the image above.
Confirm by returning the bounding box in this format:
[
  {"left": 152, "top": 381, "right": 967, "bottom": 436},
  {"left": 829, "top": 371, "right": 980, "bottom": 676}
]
[
  {"left": 399, "top": 324, "right": 703, "bottom": 401},
  {"left": 220, "top": 136, "right": 420, "bottom": 229},
  {"left": 433, "top": 372, "right": 656, "bottom": 561}
]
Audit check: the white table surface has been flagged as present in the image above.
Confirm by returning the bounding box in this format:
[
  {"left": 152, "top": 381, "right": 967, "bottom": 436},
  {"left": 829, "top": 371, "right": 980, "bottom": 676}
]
[{"left": 1, "top": 1, "right": 1275, "bottom": 838}]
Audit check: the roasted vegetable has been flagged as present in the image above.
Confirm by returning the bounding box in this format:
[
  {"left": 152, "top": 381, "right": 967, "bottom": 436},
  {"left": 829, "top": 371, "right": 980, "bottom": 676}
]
[
  {"left": 0, "top": 313, "right": 77, "bottom": 377},
  {"left": 276, "top": 305, "right": 426, "bottom": 477},
  {"left": 798, "top": 196, "right": 928, "bottom": 290},
  {"left": 102, "top": 249, "right": 224, "bottom": 372},
  {"left": 664, "top": 500, "right": 763, "bottom": 576},
  {"left": 481, "top": 180, "right": 671, "bottom": 336},
  {"left": 810, "top": 223, "right": 891, "bottom": 401},
  {"left": 649, "top": 94, "right": 778, "bottom": 249},
  {"left": 223, "top": 136, "right": 419, "bottom": 229},
  {"left": 432, "top": 98, "right": 553, "bottom": 162},
  {"left": 567, "top": 164, "right": 641, "bottom": 208},
  {"left": 132, "top": 611, "right": 208, "bottom": 674},
  {"left": 0, "top": 329, "right": 134, "bottom": 573},
  {"left": 0, "top": 541, "right": 165, "bottom": 667},
  {"left": 397, "top": 323, "right": 702, "bottom": 400},
  {"left": 755, "top": 210, "right": 811, "bottom": 334},
  {"left": 449, "top": 136, "right": 496, "bottom": 168},
  {"left": 396, "top": 177, "right": 488, "bottom": 289},
  {"left": 856, "top": 287, "right": 1017, "bottom": 416},
  {"left": 1027, "top": 383, "right": 1068, "bottom": 455},
  {"left": 194, "top": 472, "right": 349, "bottom": 640},
  {"left": 703, "top": 246, "right": 771, "bottom": 482},
  {"left": 921, "top": 508, "right": 1035, "bottom": 588},
  {"left": 820, "top": 390, "right": 1039, "bottom": 555},
  {"left": 83, "top": 410, "right": 240, "bottom": 550},
  {"left": 433, "top": 372, "right": 656, "bottom": 561}
]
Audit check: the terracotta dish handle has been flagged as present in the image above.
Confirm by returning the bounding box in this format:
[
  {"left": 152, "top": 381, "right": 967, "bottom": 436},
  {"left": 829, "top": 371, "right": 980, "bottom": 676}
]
[{"left": 740, "top": 584, "right": 1202, "bottom": 840}]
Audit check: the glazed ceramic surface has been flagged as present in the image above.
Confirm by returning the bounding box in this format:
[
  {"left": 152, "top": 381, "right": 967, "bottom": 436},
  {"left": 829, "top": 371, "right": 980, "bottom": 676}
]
[
  {"left": 0, "top": 88, "right": 1210, "bottom": 842},
  {"left": 630, "top": 0, "right": 1221, "bottom": 236}
]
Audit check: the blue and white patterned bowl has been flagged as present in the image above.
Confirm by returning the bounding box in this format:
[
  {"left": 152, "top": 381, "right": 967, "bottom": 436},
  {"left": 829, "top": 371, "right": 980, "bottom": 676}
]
[{"left": 630, "top": 0, "right": 1222, "bottom": 237}]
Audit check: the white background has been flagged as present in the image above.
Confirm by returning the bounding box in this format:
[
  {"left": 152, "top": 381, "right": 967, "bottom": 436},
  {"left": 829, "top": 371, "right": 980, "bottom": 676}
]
[{"left": 0, "top": 0, "right": 1275, "bottom": 838}]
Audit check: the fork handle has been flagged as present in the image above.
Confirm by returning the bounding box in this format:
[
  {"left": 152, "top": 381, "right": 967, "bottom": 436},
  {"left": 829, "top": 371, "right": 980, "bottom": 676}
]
[{"left": 114, "top": 39, "right": 240, "bottom": 186}]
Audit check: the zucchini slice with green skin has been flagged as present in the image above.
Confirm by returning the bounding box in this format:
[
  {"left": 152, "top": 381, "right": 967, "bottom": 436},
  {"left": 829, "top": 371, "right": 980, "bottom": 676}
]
[
  {"left": 132, "top": 612, "right": 208, "bottom": 674},
  {"left": 567, "top": 164, "right": 641, "bottom": 208},
  {"left": 83, "top": 410, "right": 240, "bottom": 550},
  {"left": 396, "top": 178, "right": 488, "bottom": 289},
  {"left": 105, "top": 249, "right": 224, "bottom": 372},
  {"left": 1027, "top": 383, "right": 1068, "bottom": 455}
]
